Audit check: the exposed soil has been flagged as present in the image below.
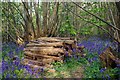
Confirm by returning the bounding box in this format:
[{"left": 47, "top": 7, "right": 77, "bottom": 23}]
[
  {"left": 45, "top": 66, "right": 84, "bottom": 78},
  {"left": 70, "top": 67, "right": 84, "bottom": 78}
]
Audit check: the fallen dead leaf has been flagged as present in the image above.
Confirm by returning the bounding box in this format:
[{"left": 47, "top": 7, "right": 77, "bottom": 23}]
[{"left": 48, "top": 69, "right": 56, "bottom": 73}]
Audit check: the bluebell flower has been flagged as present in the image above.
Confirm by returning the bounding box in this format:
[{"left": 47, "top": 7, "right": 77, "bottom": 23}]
[
  {"left": 2, "top": 60, "right": 9, "bottom": 72},
  {"left": 41, "top": 68, "right": 44, "bottom": 72},
  {"left": 24, "top": 65, "right": 30, "bottom": 72},
  {"left": 35, "top": 74, "right": 39, "bottom": 78},
  {"left": 9, "top": 61, "right": 13, "bottom": 66},
  {"left": 63, "top": 60, "right": 66, "bottom": 63},
  {"left": 92, "top": 57, "right": 97, "bottom": 61},
  {"left": 100, "top": 68, "right": 106, "bottom": 73},
  {"left": 25, "top": 41, "right": 29, "bottom": 45},
  {"left": 30, "top": 70, "right": 34, "bottom": 75},
  {"left": 15, "top": 56, "right": 20, "bottom": 61},
  {"left": 77, "top": 36, "right": 117, "bottom": 55},
  {"left": 28, "top": 61, "right": 33, "bottom": 64},
  {"left": 27, "top": 67, "right": 33, "bottom": 75},
  {"left": 6, "top": 42, "right": 17, "bottom": 50},
  {"left": 106, "top": 74, "right": 110, "bottom": 80},
  {"left": 15, "top": 45, "right": 24, "bottom": 54},
  {"left": 7, "top": 51, "right": 14, "bottom": 58},
  {"left": 13, "top": 61, "right": 20, "bottom": 66},
  {"left": 88, "top": 58, "right": 92, "bottom": 63},
  {"left": 13, "top": 74, "right": 17, "bottom": 78},
  {"left": 102, "top": 75, "right": 104, "bottom": 79},
  {"left": 17, "top": 64, "right": 24, "bottom": 70},
  {"left": 34, "top": 67, "right": 38, "bottom": 73},
  {"left": 65, "top": 52, "right": 68, "bottom": 57},
  {"left": 2, "top": 60, "right": 7, "bottom": 65},
  {"left": 6, "top": 74, "right": 10, "bottom": 78},
  {"left": 38, "top": 71, "right": 41, "bottom": 74},
  {"left": 19, "top": 45, "right": 24, "bottom": 51},
  {"left": 15, "top": 47, "right": 20, "bottom": 54},
  {"left": 11, "top": 65, "right": 15, "bottom": 71},
  {"left": 72, "top": 48, "right": 76, "bottom": 52},
  {"left": 116, "top": 64, "right": 120, "bottom": 68}
]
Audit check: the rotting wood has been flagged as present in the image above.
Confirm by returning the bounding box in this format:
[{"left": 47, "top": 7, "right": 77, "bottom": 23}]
[{"left": 99, "top": 47, "right": 120, "bottom": 68}]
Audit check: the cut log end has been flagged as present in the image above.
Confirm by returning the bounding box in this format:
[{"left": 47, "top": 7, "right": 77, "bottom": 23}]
[{"left": 22, "top": 37, "right": 80, "bottom": 70}]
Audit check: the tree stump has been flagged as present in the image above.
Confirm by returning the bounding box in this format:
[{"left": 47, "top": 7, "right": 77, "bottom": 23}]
[
  {"left": 22, "top": 37, "right": 84, "bottom": 70},
  {"left": 99, "top": 47, "right": 120, "bottom": 68}
]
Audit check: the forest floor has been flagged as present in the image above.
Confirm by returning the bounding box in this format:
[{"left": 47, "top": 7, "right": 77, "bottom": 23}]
[
  {"left": 44, "top": 63, "right": 84, "bottom": 78},
  {"left": 1, "top": 36, "right": 120, "bottom": 78},
  {"left": 70, "top": 67, "right": 84, "bottom": 78}
]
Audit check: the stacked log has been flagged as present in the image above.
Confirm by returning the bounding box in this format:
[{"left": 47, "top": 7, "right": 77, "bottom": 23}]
[{"left": 22, "top": 37, "right": 84, "bottom": 70}]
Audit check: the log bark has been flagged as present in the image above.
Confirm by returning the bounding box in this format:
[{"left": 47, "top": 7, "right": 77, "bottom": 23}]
[
  {"left": 24, "top": 52, "right": 64, "bottom": 59},
  {"left": 26, "top": 42, "right": 63, "bottom": 47},
  {"left": 22, "top": 37, "right": 80, "bottom": 69},
  {"left": 24, "top": 47, "right": 64, "bottom": 54},
  {"left": 99, "top": 47, "right": 120, "bottom": 68}
]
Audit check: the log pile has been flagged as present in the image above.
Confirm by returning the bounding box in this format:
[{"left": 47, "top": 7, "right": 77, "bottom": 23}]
[
  {"left": 22, "top": 37, "right": 84, "bottom": 70},
  {"left": 99, "top": 47, "right": 120, "bottom": 68}
]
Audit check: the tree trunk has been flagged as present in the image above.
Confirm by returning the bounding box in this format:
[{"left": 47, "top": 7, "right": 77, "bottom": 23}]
[
  {"left": 42, "top": 2, "right": 48, "bottom": 37},
  {"left": 30, "top": 2, "right": 36, "bottom": 39},
  {"left": 34, "top": 2, "right": 42, "bottom": 38},
  {"left": 47, "top": 2, "right": 59, "bottom": 37}
]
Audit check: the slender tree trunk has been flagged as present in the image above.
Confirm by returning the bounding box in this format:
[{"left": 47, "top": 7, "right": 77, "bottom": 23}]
[
  {"left": 23, "top": 2, "right": 31, "bottom": 41},
  {"left": 34, "top": 2, "right": 41, "bottom": 38},
  {"left": 30, "top": 2, "right": 36, "bottom": 39},
  {"left": 51, "top": 2, "right": 59, "bottom": 37},
  {"left": 42, "top": 2, "right": 48, "bottom": 36},
  {"left": 7, "top": 2, "right": 10, "bottom": 42},
  {"left": 48, "top": 2, "right": 59, "bottom": 37}
]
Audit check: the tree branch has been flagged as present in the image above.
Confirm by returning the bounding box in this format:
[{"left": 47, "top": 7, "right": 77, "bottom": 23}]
[
  {"left": 63, "top": 3, "right": 120, "bottom": 44},
  {"left": 72, "top": 2, "right": 120, "bottom": 31}
]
